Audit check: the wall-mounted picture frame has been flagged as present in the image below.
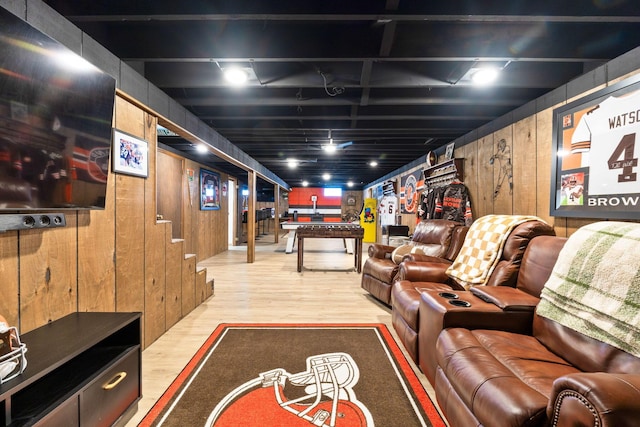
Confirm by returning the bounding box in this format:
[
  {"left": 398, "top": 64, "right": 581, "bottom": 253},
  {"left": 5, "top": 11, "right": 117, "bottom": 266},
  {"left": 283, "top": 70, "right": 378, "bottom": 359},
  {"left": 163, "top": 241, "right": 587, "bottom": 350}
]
[
  {"left": 550, "top": 73, "right": 640, "bottom": 219},
  {"left": 200, "top": 168, "right": 221, "bottom": 210},
  {"left": 444, "top": 142, "right": 455, "bottom": 160},
  {"left": 112, "top": 129, "right": 148, "bottom": 178}
]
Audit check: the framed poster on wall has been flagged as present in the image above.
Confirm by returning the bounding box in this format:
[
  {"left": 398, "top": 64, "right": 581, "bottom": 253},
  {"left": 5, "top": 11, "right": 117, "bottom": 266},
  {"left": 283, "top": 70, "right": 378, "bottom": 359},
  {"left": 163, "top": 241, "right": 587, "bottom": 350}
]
[
  {"left": 200, "top": 168, "right": 221, "bottom": 210},
  {"left": 112, "top": 129, "right": 148, "bottom": 177},
  {"left": 550, "top": 73, "right": 640, "bottom": 219},
  {"left": 400, "top": 169, "right": 422, "bottom": 214}
]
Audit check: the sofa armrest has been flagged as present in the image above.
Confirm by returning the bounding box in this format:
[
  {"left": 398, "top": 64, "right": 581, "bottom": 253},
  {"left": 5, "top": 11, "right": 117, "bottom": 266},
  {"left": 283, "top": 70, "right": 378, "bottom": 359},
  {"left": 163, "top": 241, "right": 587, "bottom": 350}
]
[
  {"left": 368, "top": 243, "right": 396, "bottom": 259},
  {"left": 549, "top": 373, "right": 640, "bottom": 427},
  {"left": 402, "top": 253, "right": 452, "bottom": 264},
  {"left": 470, "top": 286, "right": 540, "bottom": 312},
  {"left": 417, "top": 290, "right": 534, "bottom": 384},
  {"left": 397, "top": 261, "right": 453, "bottom": 284}
]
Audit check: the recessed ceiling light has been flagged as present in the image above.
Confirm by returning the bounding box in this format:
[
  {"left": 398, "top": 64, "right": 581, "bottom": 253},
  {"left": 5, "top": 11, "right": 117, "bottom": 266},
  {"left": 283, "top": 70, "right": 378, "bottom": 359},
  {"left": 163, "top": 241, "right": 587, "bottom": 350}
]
[
  {"left": 302, "top": 180, "right": 309, "bottom": 187},
  {"left": 322, "top": 173, "right": 331, "bottom": 181},
  {"left": 223, "top": 67, "right": 248, "bottom": 85},
  {"left": 369, "top": 161, "right": 378, "bottom": 167},
  {"left": 347, "top": 181, "right": 354, "bottom": 187},
  {"left": 287, "top": 158, "right": 298, "bottom": 168}
]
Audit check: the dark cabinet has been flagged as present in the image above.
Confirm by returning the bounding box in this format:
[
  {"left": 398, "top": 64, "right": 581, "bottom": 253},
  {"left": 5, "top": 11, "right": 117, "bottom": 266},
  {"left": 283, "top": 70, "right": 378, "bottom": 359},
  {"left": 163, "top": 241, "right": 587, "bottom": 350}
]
[{"left": 0, "top": 313, "right": 141, "bottom": 427}]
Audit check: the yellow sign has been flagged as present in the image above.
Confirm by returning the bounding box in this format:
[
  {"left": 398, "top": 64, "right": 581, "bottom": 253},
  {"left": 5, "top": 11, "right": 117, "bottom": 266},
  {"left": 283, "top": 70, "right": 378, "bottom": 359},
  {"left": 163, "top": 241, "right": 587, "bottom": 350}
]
[{"left": 360, "top": 198, "right": 377, "bottom": 243}]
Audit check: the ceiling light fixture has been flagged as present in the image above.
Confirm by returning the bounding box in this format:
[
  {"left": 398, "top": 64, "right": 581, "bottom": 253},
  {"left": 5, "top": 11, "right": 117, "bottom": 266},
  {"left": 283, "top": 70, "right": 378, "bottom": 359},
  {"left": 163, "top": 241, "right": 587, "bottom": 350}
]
[
  {"left": 196, "top": 144, "right": 208, "bottom": 153},
  {"left": 322, "top": 143, "right": 337, "bottom": 153},
  {"left": 287, "top": 158, "right": 298, "bottom": 168},
  {"left": 347, "top": 181, "right": 354, "bottom": 187},
  {"left": 322, "top": 173, "right": 331, "bottom": 181},
  {"left": 223, "top": 66, "right": 249, "bottom": 85},
  {"left": 322, "top": 129, "right": 337, "bottom": 153},
  {"left": 471, "top": 67, "right": 500, "bottom": 85},
  {"left": 302, "top": 180, "right": 309, "bottom": 187},
  {"left": 369, "top": 161, "right": 378, "bottom": 167}
]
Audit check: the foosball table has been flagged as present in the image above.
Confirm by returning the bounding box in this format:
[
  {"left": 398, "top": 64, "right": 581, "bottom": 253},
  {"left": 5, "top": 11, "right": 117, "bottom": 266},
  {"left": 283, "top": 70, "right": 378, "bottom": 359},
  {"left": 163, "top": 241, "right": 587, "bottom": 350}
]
[{"left": 296, "top": 224, "right": 365, "bottom": 273}]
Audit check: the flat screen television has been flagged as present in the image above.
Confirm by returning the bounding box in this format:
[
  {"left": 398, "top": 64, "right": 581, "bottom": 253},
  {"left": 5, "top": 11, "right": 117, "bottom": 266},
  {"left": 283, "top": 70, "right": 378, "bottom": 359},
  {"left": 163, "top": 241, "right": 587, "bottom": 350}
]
[{"left": 0, "top": 7, "right": 116, "bottom": 210}]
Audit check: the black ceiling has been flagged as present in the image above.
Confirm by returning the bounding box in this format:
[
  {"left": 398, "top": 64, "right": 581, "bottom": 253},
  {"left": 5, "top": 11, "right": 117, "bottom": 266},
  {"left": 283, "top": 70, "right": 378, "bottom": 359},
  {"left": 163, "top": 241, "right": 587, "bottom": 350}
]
[{"left": 44, "top": 0, "right": 640, "bottom": 190}]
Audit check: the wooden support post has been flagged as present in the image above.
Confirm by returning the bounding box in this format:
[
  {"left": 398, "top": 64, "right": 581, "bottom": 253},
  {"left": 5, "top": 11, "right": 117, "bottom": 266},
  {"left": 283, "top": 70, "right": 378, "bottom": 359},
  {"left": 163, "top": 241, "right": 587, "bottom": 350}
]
[{"left": 247, "top": 170, "right": 256, "bottom": 263}]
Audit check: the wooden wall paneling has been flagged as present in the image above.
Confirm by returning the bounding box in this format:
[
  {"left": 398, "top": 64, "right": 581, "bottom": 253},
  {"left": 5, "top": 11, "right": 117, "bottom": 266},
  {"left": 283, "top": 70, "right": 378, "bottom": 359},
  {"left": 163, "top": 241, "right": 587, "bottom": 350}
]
[
  {"left": 216, "top": 177, "right": 229, "bottom": 254},
  {"left": 115, "top": 96, "right": 146, "bottom": 136},
  {"left": 143, "top": 113, "right": 167, "bottom": 347},
  {"left": 0, "top": 232, "right": 19, "bottom": 327},
  {"left": 458, "top": 142, "right": 478, "bottom": 220},
  {"left": 491, "top": 127, "right": 514, "bottom": 214},
  {"left": 181, "top": 254, "right": 197, "bottom": 316},
  {"left": 77, "top": 163, "right": 116, "bottom": 313},
  {"left": 512, "top": 117, "right": 538, "bottom": 216},
  {"left": 144, "top": 219, "right": 166, "bottom": 347},
  {"left": 183, "top": 160, "right": 198, "bottom": 256},
  {"left": 114, "top": 96, "right": 146, "bottom": 345},
  {"left": 535, "top": 107, "right": 559, "bottom": 230},
  {"left": 165, "top": 227, "right": 183, "bottom": 330},
  {"left": 475, "top": 134, "right": 496, "bottom": 219},
  {"left": 157, "top": 151, "right": 184, "bottom": 239},
  {"left": 18, "top": 216, "right": 78, "bottom": 333},
  {"left": 114, "top": 173, "right": 145, "bottom": 314},
  {"left": 196, "top": 209, "right": 209, "bottom": 261}
]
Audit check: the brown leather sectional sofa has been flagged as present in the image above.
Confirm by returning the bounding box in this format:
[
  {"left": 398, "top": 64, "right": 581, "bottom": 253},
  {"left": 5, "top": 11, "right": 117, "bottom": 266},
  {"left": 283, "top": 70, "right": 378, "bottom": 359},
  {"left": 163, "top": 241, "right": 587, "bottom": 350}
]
[
  {"left": 420, "top": 235, "right": 640, "bottom": 426},
  {"left": 391, "top": 219, "right": 555, "bottom": 364}
]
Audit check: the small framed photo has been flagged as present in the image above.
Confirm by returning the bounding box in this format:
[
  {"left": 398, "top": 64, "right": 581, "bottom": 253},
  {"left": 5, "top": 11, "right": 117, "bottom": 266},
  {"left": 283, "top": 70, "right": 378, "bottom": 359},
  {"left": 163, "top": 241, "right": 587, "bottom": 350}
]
[
  {"left": 200, "top": 168, "right": 221, "bottom": 210},
  {"left": 112, "top": 129, "right": 148, "bottom": 177},
  {"left": 444, "top": 142, "right": 455, "bottom": 160}
]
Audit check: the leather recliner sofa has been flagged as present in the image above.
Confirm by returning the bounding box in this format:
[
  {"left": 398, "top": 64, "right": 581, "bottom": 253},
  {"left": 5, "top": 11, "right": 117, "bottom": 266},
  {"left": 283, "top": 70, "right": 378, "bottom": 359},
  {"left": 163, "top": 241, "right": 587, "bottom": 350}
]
[
  {"left": 421, "top": 233, "right": 640, "bottom": 426},
  {"left": 360, "top": 219, "right": 468, "bottom": 305},
  {"left": 391, "top": 219, "right": 555, "bottom": 364}
]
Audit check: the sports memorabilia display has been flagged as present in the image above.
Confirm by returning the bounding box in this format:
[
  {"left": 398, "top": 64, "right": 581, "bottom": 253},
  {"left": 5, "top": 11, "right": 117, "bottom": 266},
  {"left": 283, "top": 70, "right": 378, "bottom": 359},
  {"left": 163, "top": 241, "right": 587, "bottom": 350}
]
[
  {"left": 426, "top": 151, "right": 437, "bottom": 167},
  {"left": 378, "top": 194, "right": 398, "bottom": 226},
  {"left": 400, "top": 170, "right": 422, "bottom": 214},
  {"left": 360, "top": 198, "right": 377, "bottom": 243},
  {"left": 551, "top": 74, "right": 640, "bottom": 219}
]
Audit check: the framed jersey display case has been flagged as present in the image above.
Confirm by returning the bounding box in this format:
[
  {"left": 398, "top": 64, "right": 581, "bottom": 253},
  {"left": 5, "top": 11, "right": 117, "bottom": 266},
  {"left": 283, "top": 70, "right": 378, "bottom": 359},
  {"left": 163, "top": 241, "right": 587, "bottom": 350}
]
[{"left": 550, "top": 73, "right": 640, "bottom": 219}]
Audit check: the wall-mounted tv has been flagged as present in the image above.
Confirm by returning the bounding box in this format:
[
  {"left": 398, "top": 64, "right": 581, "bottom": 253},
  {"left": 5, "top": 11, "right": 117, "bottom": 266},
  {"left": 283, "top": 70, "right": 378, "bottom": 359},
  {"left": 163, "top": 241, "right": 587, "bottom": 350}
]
[{"left": 0, "top": 7, "right": 116, "bottom": 210}]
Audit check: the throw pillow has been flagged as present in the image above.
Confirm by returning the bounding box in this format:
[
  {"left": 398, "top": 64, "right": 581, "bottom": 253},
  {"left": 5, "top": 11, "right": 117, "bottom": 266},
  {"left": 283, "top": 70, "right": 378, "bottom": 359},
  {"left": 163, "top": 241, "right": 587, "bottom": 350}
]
[{"left": 391, "top": 244, "right": 413, "bottom": 264}]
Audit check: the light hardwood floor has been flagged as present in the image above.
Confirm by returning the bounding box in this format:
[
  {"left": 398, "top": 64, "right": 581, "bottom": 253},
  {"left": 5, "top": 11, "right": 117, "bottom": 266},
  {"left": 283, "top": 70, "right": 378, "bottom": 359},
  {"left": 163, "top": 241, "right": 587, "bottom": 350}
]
[{"left": 125, "top": 236, "right": 445, "bottom": 426}]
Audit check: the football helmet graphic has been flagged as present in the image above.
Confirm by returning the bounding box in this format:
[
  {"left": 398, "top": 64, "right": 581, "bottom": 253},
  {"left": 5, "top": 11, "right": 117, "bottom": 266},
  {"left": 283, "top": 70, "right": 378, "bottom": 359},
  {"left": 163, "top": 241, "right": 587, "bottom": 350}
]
[
  {"left": 205, "top": 352, "right": 374, "bottom": 427},
  {"left": 0, "top": 315, "right": 28, "bottom": 384}
]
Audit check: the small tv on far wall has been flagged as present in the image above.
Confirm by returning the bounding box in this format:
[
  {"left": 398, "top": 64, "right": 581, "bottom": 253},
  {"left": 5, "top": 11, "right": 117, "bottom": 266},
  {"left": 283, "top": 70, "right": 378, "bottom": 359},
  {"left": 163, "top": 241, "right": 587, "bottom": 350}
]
[{"left": 0, "top": 7, "right": 116, "bottom": 210}]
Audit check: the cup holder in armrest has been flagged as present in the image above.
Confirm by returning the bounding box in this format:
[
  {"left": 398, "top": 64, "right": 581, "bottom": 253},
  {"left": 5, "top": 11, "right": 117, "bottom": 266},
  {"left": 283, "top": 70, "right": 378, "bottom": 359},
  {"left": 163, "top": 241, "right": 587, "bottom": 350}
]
[
  {"left": 439, "top": 292, "right": 459, "bottom": 299},
  {"left": 448, "top": 299, "right": 471, "bottom": 307}
]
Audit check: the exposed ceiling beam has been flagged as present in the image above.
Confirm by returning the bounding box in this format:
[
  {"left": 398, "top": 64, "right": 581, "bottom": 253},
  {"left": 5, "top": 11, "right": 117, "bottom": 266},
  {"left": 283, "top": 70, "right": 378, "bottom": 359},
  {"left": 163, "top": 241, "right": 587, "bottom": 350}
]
[{"left": 66, "top": 14, "right": 640, "bottom": 24}]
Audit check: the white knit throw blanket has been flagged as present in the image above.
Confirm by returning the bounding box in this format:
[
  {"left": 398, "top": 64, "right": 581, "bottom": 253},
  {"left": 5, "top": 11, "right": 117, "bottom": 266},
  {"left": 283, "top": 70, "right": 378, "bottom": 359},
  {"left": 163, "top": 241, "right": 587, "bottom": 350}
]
[
  {"left": 537, "top": 221, "right": 640, "bottom": 358},
  {"left": 446, "top": 214, "right": 544, "bottom": 289}
]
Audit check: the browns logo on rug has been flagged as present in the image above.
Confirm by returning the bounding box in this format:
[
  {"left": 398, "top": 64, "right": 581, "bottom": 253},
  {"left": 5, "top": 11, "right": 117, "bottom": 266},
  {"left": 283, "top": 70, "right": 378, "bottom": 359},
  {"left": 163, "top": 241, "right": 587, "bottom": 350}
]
[
  {"left": 207, "top": 353, "right": 372, "bottom": 426},
  {"left": 139, "top": 324, "right": 446, "bottom": 427}
]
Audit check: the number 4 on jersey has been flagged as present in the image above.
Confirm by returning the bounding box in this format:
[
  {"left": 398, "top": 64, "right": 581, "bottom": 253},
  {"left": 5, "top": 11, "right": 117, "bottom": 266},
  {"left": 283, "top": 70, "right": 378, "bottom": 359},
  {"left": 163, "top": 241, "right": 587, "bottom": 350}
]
[{"left": 608, "top": 133, "right": 638, "bottom": 182}]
